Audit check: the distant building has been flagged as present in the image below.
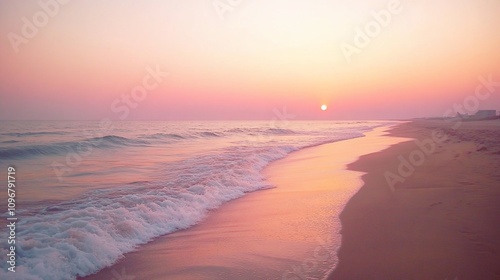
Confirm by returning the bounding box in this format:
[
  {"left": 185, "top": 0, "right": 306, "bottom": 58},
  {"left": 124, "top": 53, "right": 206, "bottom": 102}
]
[{"left": 470, "top": 110, "right": 497, "bottom": 120}]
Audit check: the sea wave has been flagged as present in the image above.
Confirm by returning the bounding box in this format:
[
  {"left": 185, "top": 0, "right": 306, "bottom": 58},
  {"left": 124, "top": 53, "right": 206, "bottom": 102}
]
[
  {"left": 0, "top": 145, "right": 298, "bottom": 280},
  {"left": 264, "top": 128, "right": 297, "bottom": 135},
  {"left": 140, "top": 133, "right": 186, "bottom": 140},
  {"left": 198, "top": 131, "right": 222, "bottom": 137},
  {"left": 1, "top": 131, "right": 67, "bottom": 137},
  {"left": 0, "top": 140, "right": 20, "bottom": 144},
  {"left": 0, "top": 135, "right": 149, "bottom": 160}
]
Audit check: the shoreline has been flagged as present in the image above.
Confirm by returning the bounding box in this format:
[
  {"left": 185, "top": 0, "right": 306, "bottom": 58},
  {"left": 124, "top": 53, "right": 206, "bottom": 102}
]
[
  {"left": 81, "top": 125, "right": 407, "bottom": 280},
  {"left": 329, "top": 120, "right": 500, "bottom": 280}
]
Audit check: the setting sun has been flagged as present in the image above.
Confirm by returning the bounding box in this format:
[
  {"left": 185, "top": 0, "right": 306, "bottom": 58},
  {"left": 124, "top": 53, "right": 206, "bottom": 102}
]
[{"left": 321, "top": 104, "right": 328, "bottom": 111}]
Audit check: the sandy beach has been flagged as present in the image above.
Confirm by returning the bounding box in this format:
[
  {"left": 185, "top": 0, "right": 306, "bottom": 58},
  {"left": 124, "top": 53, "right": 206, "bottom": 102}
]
[
  {"left": 330, "top": 120, "right": 500, "bottom": 280},
  {"left": 81, "top": 126, "right": 408, "bottom": 280}
]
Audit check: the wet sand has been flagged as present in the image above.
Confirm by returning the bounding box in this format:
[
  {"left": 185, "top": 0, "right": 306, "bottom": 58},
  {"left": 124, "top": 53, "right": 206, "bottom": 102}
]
[
  {"left": 82, "top": 126, "right": 407, "bottom": 280},
  {"left": 329, "top": 120, "right": 500, "bottom": 280}
]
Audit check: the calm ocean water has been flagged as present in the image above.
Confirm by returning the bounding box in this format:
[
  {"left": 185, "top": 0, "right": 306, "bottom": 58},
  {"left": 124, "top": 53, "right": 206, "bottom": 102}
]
[{"left": 0, "top": 120, "right": 386, "bottom": 279}]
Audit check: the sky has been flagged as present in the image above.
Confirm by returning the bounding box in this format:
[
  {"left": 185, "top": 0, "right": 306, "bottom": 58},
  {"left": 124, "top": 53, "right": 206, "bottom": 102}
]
[{"left": 0, "top": 0, "right": 499, "bottom": 120}]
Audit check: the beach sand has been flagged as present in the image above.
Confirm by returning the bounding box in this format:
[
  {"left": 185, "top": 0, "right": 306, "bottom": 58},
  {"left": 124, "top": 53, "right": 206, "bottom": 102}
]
[
  {"left": 82, "top": 126, "right": 407, "bottom": 280},
  {"left": 329, "top": 120, "right": 500, "bottom": 280}
]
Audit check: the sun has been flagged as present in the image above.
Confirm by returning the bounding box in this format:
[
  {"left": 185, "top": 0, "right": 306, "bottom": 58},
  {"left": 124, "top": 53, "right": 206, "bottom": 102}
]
[{"left": 321, "top": 104, "right": 328, "bottom": 111}]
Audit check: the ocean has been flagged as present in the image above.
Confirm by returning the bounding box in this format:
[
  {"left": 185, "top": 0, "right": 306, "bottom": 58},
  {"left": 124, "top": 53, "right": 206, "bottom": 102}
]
[{"left": 0, "top": 120, "right": 386, "bottom": 280}]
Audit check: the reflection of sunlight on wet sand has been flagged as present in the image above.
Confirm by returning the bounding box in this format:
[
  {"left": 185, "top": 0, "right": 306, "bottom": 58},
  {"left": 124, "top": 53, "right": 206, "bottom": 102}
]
[{"left": 82, "top": 126, "right": 410, "bottom": 280}]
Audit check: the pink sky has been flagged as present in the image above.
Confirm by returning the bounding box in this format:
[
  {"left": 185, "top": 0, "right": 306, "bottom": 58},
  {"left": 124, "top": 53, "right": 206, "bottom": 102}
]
[{"left": 1, "top": 0, "right": 499, "bottom": 120}]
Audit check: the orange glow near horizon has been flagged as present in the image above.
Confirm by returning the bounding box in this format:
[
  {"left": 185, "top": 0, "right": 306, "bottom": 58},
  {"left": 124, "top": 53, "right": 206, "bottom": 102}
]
[{"left": 0, "top": 0, "right": 499, "bottom": 120}]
